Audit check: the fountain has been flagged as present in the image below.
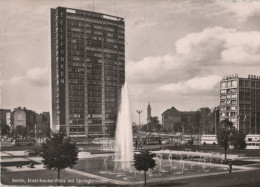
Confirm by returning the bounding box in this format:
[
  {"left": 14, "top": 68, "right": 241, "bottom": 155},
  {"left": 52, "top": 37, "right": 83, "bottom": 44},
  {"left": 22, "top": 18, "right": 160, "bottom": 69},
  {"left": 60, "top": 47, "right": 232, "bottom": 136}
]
[
  {"left": 76, "top": 84, "right": 240, "bottom": 183},
  {"left": 114, "top": 83, "right": 134, "bottom": 171}
]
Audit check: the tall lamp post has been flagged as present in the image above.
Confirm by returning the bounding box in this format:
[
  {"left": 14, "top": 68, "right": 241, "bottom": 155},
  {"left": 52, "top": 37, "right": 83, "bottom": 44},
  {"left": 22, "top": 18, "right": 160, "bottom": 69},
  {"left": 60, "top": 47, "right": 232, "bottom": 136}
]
[
  {"left": 237, "top": 115, "right": 240, "bottom": 131},
  {"left": 244, "top": 115, "right": 247, "bottom": 134},
  {"left": 214, "top": 107, "right": 219, "bottom": 135},
  {"left": 136, "top": 110, "right": 143, "bottom": 130},
  {"left": 136, "top": 110, "right": 143, "bottom": 146}
]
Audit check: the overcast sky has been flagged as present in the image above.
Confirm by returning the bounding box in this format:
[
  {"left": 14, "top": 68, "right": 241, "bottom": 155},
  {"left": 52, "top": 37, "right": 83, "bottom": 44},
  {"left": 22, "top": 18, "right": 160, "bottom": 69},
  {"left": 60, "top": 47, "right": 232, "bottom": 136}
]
[{"left": 1, "top": 0, "right": 260, "bottom": 124}]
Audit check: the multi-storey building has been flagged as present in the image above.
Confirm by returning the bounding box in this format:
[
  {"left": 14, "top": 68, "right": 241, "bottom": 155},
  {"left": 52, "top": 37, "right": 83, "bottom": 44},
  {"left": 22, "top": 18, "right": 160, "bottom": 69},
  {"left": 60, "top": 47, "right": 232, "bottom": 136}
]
[
  {"left": 0, "top": 109, "right": 11, "bottom": 127},
  {"left": 51, "top": 7, "right": 125, "bottom": 138},
  {"left": 161, "top": 107, "right": 197, "bottom": 134},
  {"left": 12, "top": 107, "right": 27, "bottom": 128},
  {"left": 220, "top": 74, "right": 260, "bottom": 134}
]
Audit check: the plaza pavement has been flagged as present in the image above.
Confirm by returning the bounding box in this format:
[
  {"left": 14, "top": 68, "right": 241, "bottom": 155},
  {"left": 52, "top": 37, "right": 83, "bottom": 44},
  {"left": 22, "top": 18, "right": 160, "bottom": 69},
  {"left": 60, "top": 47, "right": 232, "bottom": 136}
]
[{"left": 1, "top": 150, "right": 260, "bottom": 186}]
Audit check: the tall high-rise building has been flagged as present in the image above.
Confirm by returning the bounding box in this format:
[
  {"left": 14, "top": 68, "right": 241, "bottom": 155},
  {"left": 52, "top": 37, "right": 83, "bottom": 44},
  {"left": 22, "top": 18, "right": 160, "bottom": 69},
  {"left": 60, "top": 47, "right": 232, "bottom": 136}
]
[
  {"left": 147, "top": 102, "right": 151, "bottom": 122},
  {"left": 219, "top": 74, "right": 260, "bottom": 134},
  {"left": 51, "top": 7, "right": 125, "bottom": 138}
]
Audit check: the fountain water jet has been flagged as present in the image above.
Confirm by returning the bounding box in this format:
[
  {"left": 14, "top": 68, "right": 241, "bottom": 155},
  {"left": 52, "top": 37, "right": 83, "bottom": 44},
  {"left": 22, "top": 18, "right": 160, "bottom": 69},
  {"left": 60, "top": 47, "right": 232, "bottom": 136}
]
[{"left": 114, "top": 83, "right": 134, "bottom": 171}]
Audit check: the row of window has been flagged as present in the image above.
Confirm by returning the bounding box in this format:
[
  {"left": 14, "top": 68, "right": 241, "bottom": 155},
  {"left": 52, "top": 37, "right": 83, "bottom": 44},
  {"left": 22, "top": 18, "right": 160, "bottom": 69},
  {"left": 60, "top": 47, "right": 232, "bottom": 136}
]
[
  {"left": 88, "top": 119, "right": 102, "bottom": 124},
  {"left": 68, "top": 79, "right": 85, "bottom": 85},
  {"left": 68, "top": 67, "right": 85, "bottom": 73},
  {"left": 87, "top": 69, "right": 102, "bottom": 75},
  {"left": 88, "top": 103, "right": 102, "bottom": 108},
  {"left": 67, "top": 12, "right": 124, "bottom": 26},
  {"left": 220, "top": 94, "right": 237, "bottom": 99},
  {"left": 220, "top": 112, "right": 236, "bottom": 117},
  {"left": 68, "top": 74, "right": 84, "bottom": 79},
  {"left": 220, "top": 100, "right": 237, "bottom": 105},
  {"left": 220, "top": 106, "right": 237, "bottom": 111},
  {"left": 87, "top": 81, "right": 102, "bottom": 86},
  {"left": 220, "top": 88, "right": 237, "bottom": 94},
  {"left": 88, "top": 92, "right": 102, "bottom": 97},
  {"left": 69, "top": 91, "right": 85, "bottom": 97},
  {"left": 88, "top": 98, "right": 102, "bottom": 103},
  {"left": 69, "top": 85, "right": 84, "bottom": 91},
  {"left": 88, "top": 86, "right": 102, "bottom": 92},
  {"left": 87, "top": 75, "right": 102, "bottom": 81},
  {"left": 88, "top": 109, "right": 102, "bottom": 114},
  {"left": 69, "top": 97, "right": 84, "bottom": 102},
  {"left": 220, "top": 80, "right": 237, "bottom": 88},
  {"left": 69, "top": 109, "right": 84, "bottom": 113},
  {"left": 69, "top": 103, "right": 84, "bottom": 108},
  {"left": 240, "top": 80, "right": 260, "bottom": 88}
]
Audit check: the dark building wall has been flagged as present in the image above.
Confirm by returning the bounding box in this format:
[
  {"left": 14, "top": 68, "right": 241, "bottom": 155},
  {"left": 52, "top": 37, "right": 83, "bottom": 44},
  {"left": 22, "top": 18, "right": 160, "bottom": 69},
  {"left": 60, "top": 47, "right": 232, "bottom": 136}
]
[
  {"left": 162, "top": 107, "right": 197, "bottom": 134},
  {"left": 51, "top": 8, "right": 57, "bottom": 131},
  {"left": 0, "top": 109, "right": 11, "bottom": 126},
  {"left": 162, "top": 107, "right": 181, "bottom": 133}
]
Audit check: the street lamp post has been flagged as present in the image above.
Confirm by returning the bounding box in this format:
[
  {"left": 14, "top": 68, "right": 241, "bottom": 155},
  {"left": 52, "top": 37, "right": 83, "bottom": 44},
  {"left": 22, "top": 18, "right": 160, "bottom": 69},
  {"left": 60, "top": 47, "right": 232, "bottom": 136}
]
[
  {"left": 136, "top": 110, "right": 143, "bottom": 146},
  {"left": 244, "top": 115, "right": 246, "bottom": 134},
  {"left": 136, "top": 110, "right": 143, "bottom": 131},
  {"left": 214, "top": 107, "right": 219, "bottom": 135},
  {"left": 39, "top": 130, "right": 42, "bottom": 142},
  {"left": 237, "top": 115, "right": 240, "bottom": 131}
]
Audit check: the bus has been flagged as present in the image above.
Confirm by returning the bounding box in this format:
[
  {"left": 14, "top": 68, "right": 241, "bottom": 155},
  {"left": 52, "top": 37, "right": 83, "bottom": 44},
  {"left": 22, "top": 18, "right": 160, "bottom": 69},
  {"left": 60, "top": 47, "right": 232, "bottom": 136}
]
[
  {"left": 245, "top": 134, "right": 260, "bottom": 149},
  {"left": 12, "top": 139, "right": 36, "bottom": 146},
  {"left": 201, "top": 135, "right": 218, "bottom": 145}
]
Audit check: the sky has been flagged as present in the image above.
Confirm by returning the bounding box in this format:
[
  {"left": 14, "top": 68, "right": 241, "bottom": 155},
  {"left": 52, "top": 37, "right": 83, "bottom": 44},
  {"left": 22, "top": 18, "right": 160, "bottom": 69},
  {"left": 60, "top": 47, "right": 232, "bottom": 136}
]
[{"left": 1, "top": 0, "right": 260, "bottom": 124}]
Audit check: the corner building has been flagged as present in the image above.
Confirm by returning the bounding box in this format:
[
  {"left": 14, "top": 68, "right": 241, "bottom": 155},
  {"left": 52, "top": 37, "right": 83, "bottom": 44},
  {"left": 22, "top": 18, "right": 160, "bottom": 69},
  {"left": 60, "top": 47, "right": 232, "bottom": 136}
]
[
  {"left": 51, "top": 7, "right": 125, "bottom": 138},
  {"left": 220, "top": 75, "right": 260, "bottom": 134}
]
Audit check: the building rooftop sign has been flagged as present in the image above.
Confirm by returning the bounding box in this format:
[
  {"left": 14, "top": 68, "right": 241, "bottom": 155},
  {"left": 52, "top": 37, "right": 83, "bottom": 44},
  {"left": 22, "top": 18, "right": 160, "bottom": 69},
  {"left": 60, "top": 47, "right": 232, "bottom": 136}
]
[
  {"left": 248, "top": 74, "right": 260, "bottom": 80},
  {"left": 222, "top": 74, "right": 238, "bottom": 80}
]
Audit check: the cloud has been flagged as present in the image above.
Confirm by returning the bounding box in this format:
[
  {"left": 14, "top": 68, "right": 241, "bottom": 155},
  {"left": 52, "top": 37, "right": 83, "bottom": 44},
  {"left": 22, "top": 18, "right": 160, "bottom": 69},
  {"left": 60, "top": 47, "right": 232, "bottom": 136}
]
[
  {"left": 185, "top": 75, "right": 220, "bottom": 92},
  {"left": 215, "top": 1, "right": 260, "bottom": 22},
  {"left": 127, "top": 26, "right": 260, "bottom": 85},
  {"left": 126, "top": 54, "right": 198, "bottom": 84},
  {"left": 159, "top": 75, "right": 221, "bottom": 94},
  {"left": 176, "top": 26, "right": 260, "bottom": 66},
  {"left": 26, "top": 67, "right": 50, "bottom": 86},
  {"left": 3, "top": 67, "right": 49, "bottom": 87}
]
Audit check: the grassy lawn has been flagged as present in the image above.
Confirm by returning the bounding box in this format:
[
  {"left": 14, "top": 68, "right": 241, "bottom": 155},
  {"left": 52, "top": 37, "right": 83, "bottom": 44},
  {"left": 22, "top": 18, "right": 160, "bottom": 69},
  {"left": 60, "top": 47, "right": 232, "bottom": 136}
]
[{"left": 1, "top": 169, "right": 117, "bottom": 186}]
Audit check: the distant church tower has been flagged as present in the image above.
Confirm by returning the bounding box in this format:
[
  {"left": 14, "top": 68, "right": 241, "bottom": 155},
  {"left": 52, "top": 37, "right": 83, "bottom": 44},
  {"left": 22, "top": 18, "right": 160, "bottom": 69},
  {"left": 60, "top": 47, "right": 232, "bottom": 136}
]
[{"left": 147, "top": 102, "right": 152, "bottom": 122}]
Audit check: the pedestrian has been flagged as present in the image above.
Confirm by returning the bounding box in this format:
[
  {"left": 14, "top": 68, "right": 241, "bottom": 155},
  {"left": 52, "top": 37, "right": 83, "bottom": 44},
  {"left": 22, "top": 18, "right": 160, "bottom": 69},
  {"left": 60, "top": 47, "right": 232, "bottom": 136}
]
[
  {"left": 228, "top": 162, "right": 232, "bottom": 173},
  {"left": 135, "top": 140, "right": 138, "bottom": 149}
]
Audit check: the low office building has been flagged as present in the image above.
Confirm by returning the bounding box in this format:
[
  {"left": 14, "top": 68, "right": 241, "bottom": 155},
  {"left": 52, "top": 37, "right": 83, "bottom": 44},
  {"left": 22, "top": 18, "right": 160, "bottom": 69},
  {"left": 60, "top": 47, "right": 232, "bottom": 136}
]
[{"left": 220, "top": 74, "right": 260, "bottom": 134}]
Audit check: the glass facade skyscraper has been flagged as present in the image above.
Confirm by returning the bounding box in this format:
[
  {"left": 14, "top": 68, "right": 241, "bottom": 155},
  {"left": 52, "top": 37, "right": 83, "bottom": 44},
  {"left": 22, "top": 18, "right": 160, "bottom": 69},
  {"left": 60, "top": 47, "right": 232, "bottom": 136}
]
[{"left": 51, "top": 7, "right": 125, "bottom": 138}]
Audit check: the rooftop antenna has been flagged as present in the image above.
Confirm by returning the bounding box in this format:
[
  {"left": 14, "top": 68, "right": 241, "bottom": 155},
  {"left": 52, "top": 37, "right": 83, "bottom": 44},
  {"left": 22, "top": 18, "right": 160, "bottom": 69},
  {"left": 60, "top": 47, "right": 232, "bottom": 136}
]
[{"left": 93, "top": 0, "right": 94, "bottom": 12}]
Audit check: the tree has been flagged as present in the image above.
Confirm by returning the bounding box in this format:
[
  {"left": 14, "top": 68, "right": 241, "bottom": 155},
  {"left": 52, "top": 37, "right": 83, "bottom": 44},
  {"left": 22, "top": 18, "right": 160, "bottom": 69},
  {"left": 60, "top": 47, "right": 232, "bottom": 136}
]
[
  {"left": 216, "top": 120, "right": 236, "bottom": 160},
  {"left": 15, "top": 125, "right": 24, "bottom": 137},
  {"left": 141, "top": 117, "right": 163, "bottom": 132},
  {"left": 230, "top": 130, "right": 246, "bottom": 155},
  {"left": 133, "top": 150, "right": 156, "bottom": 185},
  {"left": 40, "top": 132, "right": 79, "bottom": 185},
  {"left": 1, "top": 124, "right": 10, "bottom": 137},
  {"left": 21, "top": 127, "right": 27, "bottom": 139},
  {"left": 132, "top": 122, "right": 139, "bottom": 135}
]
